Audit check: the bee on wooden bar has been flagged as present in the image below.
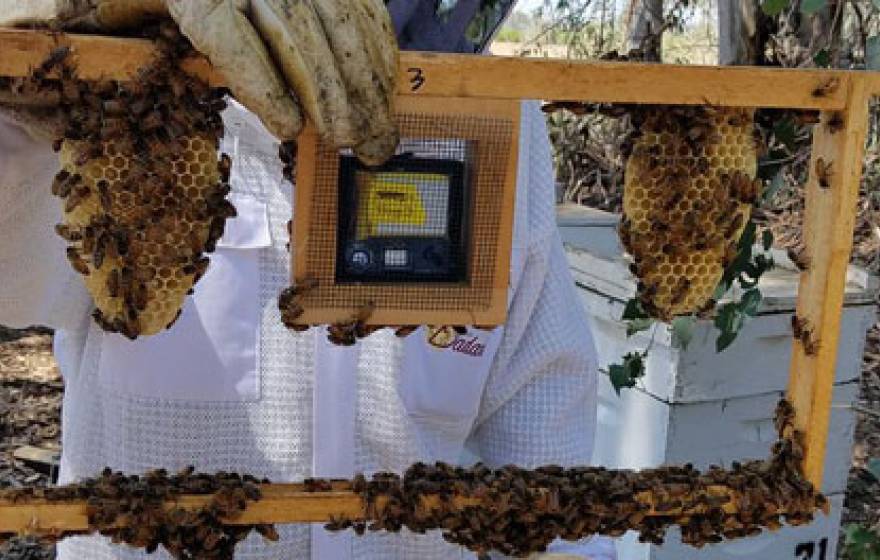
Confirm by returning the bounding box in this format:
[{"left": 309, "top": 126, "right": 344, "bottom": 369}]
[
  {"left": 825, "top": 111, "right": 845, "bottom": 134},
  {"left": 787, "top": 247, "right": 811, "bottom": 271},
  {"left": 791, "top": 314, "right": 819, "bottom": 356},
  {"left": 814, "top": 158, "right": 833, "bottom": 189},
  {"left": 811, "top": 77, "right": 840, "bottom": 98}
]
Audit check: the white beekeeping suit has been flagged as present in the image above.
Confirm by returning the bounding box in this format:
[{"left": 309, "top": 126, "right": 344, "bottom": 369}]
[{"left": 0, "top": 99, "right": 615, "bottom": 559}]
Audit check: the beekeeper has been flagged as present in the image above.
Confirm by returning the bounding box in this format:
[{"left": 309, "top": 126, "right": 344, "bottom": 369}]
[{"left": 0, "top": 1, "right": 614, "bottom": 559}]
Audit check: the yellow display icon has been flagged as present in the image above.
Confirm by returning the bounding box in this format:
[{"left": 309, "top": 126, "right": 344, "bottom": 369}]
[{"left": 356, "top": 172, "right": 446, "bottom": 239}]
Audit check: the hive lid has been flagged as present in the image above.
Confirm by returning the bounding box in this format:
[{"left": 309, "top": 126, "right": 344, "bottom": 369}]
[{"left": 558, "top": 205, "right": 877, "bottom": 312}]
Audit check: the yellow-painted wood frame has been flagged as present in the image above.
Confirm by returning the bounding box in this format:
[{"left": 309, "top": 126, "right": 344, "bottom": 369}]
[{"left": 0, "top": 28, "right": 877, "bottom": 533}]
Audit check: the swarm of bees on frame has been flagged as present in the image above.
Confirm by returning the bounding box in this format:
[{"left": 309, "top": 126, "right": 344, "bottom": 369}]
[
  {"left": 0, "top": 467, "right": 276, "bottom": 559},
  {"left": 616, "top": 105, "right": 762, "bottom": 321},
  {"left": 277, "top": 277, "right": 465, "bottom": 346},
  {"left": 1, "top": 400, "right": 826, "bottom": 559},
  {"left": 3, "top": 24, "right": 235, "bottom": 339},
  {"left": 322, "top": 399, "right": 825, "bottom": 557}
]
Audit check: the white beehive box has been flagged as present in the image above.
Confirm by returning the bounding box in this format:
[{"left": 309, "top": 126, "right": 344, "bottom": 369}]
[{"left": 557, "top": 205, "right": 876, "bottom": 560}]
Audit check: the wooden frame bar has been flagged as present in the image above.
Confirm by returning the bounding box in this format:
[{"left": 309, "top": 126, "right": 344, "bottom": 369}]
[
  {"left": 0, "top": 28, "right": 877, "bottom": 528},
  {"left": 787, "top": 80, "right": 872, "bottom": 486},
  {"left": 0, "top": 28, "right": 859, "bottom": 109},
  {"left": 0, "top": 481, "right": 745, "bottom": 535}
]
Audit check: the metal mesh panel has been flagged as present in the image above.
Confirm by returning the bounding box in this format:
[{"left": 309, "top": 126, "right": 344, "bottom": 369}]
[{"left": 300, "top": 110, "right": 515, "bottom": 314}]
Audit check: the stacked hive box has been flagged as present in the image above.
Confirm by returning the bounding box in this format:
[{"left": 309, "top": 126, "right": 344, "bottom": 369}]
[{"left": 558, "top": 205, "right": 875, "bottom": 560}]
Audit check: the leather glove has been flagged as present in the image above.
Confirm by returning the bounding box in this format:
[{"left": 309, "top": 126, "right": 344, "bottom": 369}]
[{"left": 0, "top": 0, "right": 400, "bottom": 165}]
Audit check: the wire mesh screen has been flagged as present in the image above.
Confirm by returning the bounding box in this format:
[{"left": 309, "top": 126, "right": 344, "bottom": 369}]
[{"left": 298, "top": 108, "right": 516, "bottom": 317}]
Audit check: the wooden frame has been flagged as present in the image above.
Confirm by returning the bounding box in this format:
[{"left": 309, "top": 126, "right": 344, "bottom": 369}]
[
  {"left": 292, "top": 96, "right": 520, "bottom": 327},
  {"left": 0, "top": 28, "right": 878, "bottom": 533}
]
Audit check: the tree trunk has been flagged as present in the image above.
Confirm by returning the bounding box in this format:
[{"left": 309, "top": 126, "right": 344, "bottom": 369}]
[
  {"left": 624, "top": 0, "right": 664, "bottom": 61},
  {"left": 718, "top": 0, "right": 774, "bottom": 65},
  {"left": 797, "top": 0, "right": 843, "bottom": 66}
]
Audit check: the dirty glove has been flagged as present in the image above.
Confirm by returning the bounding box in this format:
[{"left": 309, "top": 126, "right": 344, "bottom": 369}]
[{"left": 0, "top": 0, "right": 400, "bottom": 165}]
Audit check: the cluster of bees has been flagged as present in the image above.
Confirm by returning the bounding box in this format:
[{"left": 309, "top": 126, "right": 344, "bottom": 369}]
[
  {"left": 321, "top": 400, "right": 825, "bottom": 556},
  {"left": 0, "top": 467, "right": 277, "bottom": 559},
  {"left": 2, "top": 23, "right": 236, "bottom": 338},
  {"left": 617, "top": 105, "right": 763, "bottom": 321},
  {"left": 0, "top": 400, "right": 825, "bottom": 559},
  {"left": 277, "top": 278, "right": 464, "bottom": 345}
]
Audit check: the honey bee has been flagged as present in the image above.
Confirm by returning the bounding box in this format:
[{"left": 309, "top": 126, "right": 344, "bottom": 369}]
[
  {"left": 638, "top": 281, "right": 658, "bottom": 301},
  {"left": 811, "top": 77, "right": 840, "bottom": 98},
  {"left": 129, "top": 283, "right": 147, "bottom": 312},
  {"left": 724, "top": 213, "right": 745, "bottom": 238},
  {"left": 66, "top": 247, "right": 90, "bottom": 275},
  {"left": 394, "top": 325, "right": 419, "bottom": 337},
  {"left": 255, "top": 524, "right": 280, "bottom": 542},
  {"left": 662, "top": 189, "right": 685, "bottom": 212},
  {"left": 814, "top": 158, "right": 833, "bottom": 189},
  {"left": 100, "top": 118, "right": 129, "bottom": 140},
  {"left": 696, "top": 298, "right": 717, "bottom": 319},
  {"left": 127, "top": 95, "right": 152, "bottom": 117},
  {"left": 218, "top": 154, "right": 232, "bottom": 182},
  {"left": 728, "top": 171, "right": 760, "bottom": 204},
  {"left": 54, "top": 223, "right": 81, "bottom": 242},
  {"left": 97, "top": 179, "right": 112, "bottom": 211},
  {"left": 670, "top": 277, "right": 691, "bottom": 307},
  {"left": 64, "top": 185, "right": 91, "bottom": 213},
  {"left": 101, "top": 99, "right": 127, "bottom": 117},
  {"left": 191, "top": 257, "right": 210, "bottom": 283},
  {"left": 791, "top": 314, "right": 819, "bottom": 356},
  {"left": 32, "top": 46, "right": 71, "bottom": 80},
  {"left": 793, "top": 110, "right": 821, "bottom": 126},
  {"left": 825, "top": 111, "right": 845, "bottom": 134},
  {"left": 92, "top": 238, "right": 106, "bottom": 270},
  {"left": 51, "top": 170, "right": 79, "bottom": 198},
  {"left": 726, "top": 110, "right": 751, "bottom": 127},
  {"left": 107, "top": 269, "right": 120, "bottom": 298},
  {"left": 165, "top": 308, "right": 183, "bottom": 329},
  {"left": 141, "top": 110, "right": 165, "bottom": 133},
  {"left": 787, "top": 247, "right": 811, "bottom": 271}
]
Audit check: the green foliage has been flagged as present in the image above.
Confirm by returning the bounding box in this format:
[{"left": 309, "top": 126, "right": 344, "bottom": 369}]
[
  {"left": 611, "top": 222, "right": 775, "bottom": 395},
  {"left": 759, "top": 0, "right": 827, "bottom": 16},
  {"left": 813, "top": 49, "right": 831, "bottom": 68},
  {"left": 800, "top": 0, "right": 826, "bottom": 15},
  {"left": 868, "top": 457, "right": 880, "bottom": 482},
  {"left": 622, "top": 298, "right": 654, "bottom": 337},
  {"left": 671, "top": 316, "right": 696, "bottom": 350},
  {"left": 761, "top": 0, "right": 789, "bottom": 17},
  {"left": 843, "top": 524, "right": 880, "bottom": 560},
  {"left": 495, "top": 28, "right": 524, "bottom": 42},
  {"left": 608, "top": 352, "right": 647, "bottom": 395}
]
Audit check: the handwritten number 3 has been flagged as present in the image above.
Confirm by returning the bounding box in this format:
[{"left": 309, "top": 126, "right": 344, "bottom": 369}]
[{"left": 408, "top": 68, "right": 425, "bottom": 92}]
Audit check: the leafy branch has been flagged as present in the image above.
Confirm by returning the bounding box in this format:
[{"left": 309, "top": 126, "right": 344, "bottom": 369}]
[{"left": 607, "top": 221, "right": 776, "bottom": 394}]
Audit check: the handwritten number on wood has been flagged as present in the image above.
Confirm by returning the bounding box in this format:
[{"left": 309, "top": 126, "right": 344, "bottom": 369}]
[
  {"left": 795, "top": 538, "right": 828, "bottom": 559},
  {"left": 408, "top": 67, "right": 425, "bottom": 92}
]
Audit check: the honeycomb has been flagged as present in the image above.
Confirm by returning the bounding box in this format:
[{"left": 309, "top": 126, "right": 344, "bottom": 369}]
[
  {"left": 55, "top": 135, "right": 233, "bottom": 338},
  {"left": 620, "top": 107, "right": 759, "bottom": 320}
]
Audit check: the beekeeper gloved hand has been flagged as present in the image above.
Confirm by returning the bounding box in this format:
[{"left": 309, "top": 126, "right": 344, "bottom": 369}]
[{"left": 0, "top": 0, "right": 400, "bottom": 165}]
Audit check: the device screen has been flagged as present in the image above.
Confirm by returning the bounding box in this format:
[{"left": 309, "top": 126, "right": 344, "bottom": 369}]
[{"left": 336, "top": 150, "right": 470, "bottom": 283}]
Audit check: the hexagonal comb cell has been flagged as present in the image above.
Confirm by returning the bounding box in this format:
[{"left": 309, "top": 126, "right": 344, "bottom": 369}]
[
  {"left": 620, "top": 107, "right": 759, "bottom": 321},
  {"left": 56, "top": 135, "right": 233, "bottom": 338}
]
